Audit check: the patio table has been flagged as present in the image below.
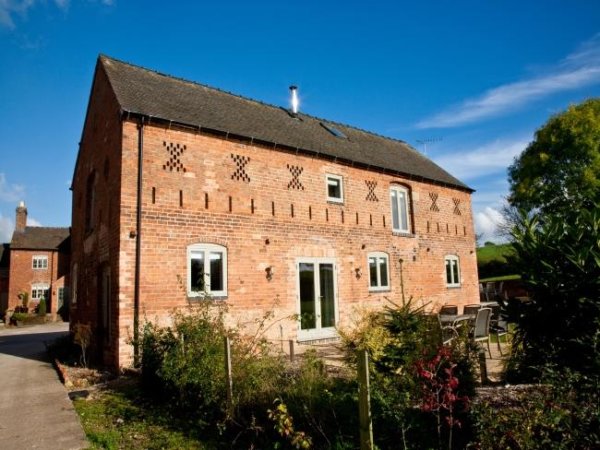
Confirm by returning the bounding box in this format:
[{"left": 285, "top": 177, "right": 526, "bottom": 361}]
[{"left": 439, "top": 313, "right": 476, "bottom": 328}]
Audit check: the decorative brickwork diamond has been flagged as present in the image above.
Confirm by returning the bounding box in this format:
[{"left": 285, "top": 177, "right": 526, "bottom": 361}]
[
  {"left": 365, "top": 180, "right": 378, "bottom": 202},
  {"left": 162, "top": 141, "right": 187, "bottom": 173},
  {"left": 287, "top": 164, "right": 304, "bottom": 190},
  {"left": 453, "top": 198, "right": 462, "bottom": 215},
  {"left": 231, "top": 154, "right": 251, "bottom": 182},
  {"left": 429, "top": 192, "right": 440, "bottom": 212}
]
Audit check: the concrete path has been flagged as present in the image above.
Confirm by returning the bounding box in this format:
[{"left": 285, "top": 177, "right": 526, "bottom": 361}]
[{"left": 0, "top": 323, "right": 88, "bottom": 450}]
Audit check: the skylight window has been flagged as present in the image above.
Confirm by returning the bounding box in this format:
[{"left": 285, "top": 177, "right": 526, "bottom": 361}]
[{"left": 320, "top": 122, "right": 347, "bottom": 139}]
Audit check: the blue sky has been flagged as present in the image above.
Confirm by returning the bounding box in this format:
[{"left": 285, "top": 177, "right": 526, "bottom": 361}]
[{"left": 1, "top": 1, "right": 600, "bottom": 243}]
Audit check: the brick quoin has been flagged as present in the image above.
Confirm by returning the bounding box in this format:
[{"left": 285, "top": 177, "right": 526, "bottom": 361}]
[{"left": 70, "top": 58, "right": 479, "bottom": 369}]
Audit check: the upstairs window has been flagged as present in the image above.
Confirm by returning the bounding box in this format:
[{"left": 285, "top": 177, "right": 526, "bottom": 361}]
[
  {"left": 445, "top": 255, "right": 461, "bottom": 287},
  {"left": 32, "top": 255, "right": 48, "bottom": 270},
  {"left": 188, "top": 243, "right": 227, "bottom": 297},
  {"left": 390, "top": 185, "right": 410, "bottom": 233},
  {"left": 326, "top": 174, "right": 344, "bottom": 203},
  {"left": 368, "top": 252, "right": 390, "bottom": 291}
]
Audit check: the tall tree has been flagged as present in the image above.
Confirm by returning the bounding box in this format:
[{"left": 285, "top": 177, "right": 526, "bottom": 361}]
[{"left": 508, "top": 98, "right": 600, "bottom": 214}]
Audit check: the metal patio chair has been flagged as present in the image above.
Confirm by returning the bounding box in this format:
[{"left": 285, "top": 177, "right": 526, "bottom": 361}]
[{"left": 472, "top": 307, "right": 492, "bottom": 358}]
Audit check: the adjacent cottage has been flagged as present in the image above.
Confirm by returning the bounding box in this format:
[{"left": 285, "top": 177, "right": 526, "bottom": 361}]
[
  {"left": 71, "top": 55, "right": 479, "bottom": 368},
  {"left": 3, "top": 202, "right": 70, "bottom": 318}
]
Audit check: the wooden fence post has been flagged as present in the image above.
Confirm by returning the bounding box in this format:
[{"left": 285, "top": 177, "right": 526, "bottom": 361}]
[
  {"left": 289, "top": 339, "right": 295, "bottom": 362},
  {"left": 224, "top": 336, "right": 233, "bottom": 416},
  {"left": 358, "top": 349, "right": 374, "bottom": 450}
]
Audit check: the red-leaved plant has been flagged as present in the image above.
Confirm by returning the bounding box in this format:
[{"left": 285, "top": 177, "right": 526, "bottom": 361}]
[{"left": 415, "top": 346, "right": 469, "bottom": 450}]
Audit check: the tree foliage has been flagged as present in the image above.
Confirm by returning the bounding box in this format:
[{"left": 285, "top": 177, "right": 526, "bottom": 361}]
[
  {"left": 505, "top": 206, "right": 600, "bottom": 381},
  {"left": 508, "top": 98, "right": 600, "bottom": 214}
]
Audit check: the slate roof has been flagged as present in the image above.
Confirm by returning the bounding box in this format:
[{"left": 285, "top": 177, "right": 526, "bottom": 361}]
[
  {"left": 10, "top": 227, "right": 70, "bottom": 251},
  {"left": 99, "top": 55, "right": 472, "bottom": 192}
]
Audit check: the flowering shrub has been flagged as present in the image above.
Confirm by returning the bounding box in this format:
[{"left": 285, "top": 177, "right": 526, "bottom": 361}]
[{"left": 416, "top": 346, "right": 469, "bottom": 450}]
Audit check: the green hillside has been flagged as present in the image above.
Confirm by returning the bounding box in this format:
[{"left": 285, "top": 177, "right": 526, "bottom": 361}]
[{"left": 476, "top": 243, "right": 516, "bottom": 279}]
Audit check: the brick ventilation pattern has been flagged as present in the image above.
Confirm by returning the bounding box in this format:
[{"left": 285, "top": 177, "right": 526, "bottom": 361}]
[
  {"left": 453, "top": 198, "right": 462, "bottom": 215},
  {"left": 429, "top": 192, "right": 440, "bottom": 212},
  {"left": 163, "top": 141, "right": 187, "bottom": 173},
  {"left": 231, "top": 154, "right": 251, "bottom": 183},
  {"left": 365, "top": 180, "right": 378, "bottom": 202},
  {"left": 287, "top": 164, "right": 304, "bottom": 190}
]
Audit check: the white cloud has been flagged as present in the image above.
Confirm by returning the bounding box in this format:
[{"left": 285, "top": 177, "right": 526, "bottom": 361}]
[
  {"left": 417, "top": 34, "right": 600, "bottom": 129},
  {"left": 474, "top": 206, "right": 507, "bottom": 244},
  {"left": 0, "top": 214, "right": 13, "bottom": 242},
  {"left": 0, "top": 0, "right": 34, "bottom": 29},
  {"left": 0, "top": 173, "right": 25, "bottom": 203},
  {"left": 432, "top": 136, "right": 530, "bottom": 181},
  {"left": 0, "top": 0, "right": 109, "bottom": 28},
  {"left": 27, "top": 216, "right": 41, "bottom": 226}
]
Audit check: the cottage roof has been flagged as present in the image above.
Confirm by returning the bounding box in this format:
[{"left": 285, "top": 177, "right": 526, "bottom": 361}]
[
  {"left": 98, "top": 55, "right": 472, "bottom": 192},
  {"left": 10, "top": 227, "right": 71, "bottom": 251}
]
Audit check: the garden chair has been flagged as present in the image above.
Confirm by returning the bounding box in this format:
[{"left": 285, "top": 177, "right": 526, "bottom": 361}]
[
  {"left": 439, "top": 304, "right": 458, "bottom": 316},
  {"left": 484, "top": 282, "right": 497, "bottom": 301},
  {"left": 437, "top": 314, "right": 459, "bottom": 345},
  {"left": 479, "top": 283, "right": 486, "bottom": 301},
  {"left": 491, "top": 314, "right": 509, "bottom": 356},
  {"left": 472, "top": 307, "right": 492, "bottom": 358},
  {"left": 463, "top": 304, "right": 481, "bottom": 316}
]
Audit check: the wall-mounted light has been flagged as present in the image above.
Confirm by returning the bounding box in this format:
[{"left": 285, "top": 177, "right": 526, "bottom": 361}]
[
  {"left": 354, "top": 267, "right": 362, "bottom": 279},
  {"left": 265, "top": 266, "right": 274, "bottom": 281},
  {"left": 129, "top": 230, "right": 137, "bottom": 238}
]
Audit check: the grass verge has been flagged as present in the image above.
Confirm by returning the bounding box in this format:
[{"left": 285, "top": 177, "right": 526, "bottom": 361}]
[{"left": 74, "top": 378, "right": 214, "bottom": 450}]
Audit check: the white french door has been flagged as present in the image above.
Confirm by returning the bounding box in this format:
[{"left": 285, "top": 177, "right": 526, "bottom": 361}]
[{"left": 296, "top": 258, "right": 338, "bottom": 341}]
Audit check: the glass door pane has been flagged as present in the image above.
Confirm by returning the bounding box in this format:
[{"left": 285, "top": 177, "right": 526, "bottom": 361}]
[
  {"left": 299, "top": 263, "right": 316, "bottom": 330},
  {"left": 319, "top": 263, "right": 335, "bottom": 328}
]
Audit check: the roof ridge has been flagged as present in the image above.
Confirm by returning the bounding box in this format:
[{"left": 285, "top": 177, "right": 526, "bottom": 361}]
[{"left": 99, "top": 54, "right": 419, "bottom": 151}]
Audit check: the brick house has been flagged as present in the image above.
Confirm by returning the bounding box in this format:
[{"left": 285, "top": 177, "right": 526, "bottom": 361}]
[
  {"left": 0, "top": 243, "right": 9, "bottom": 314},
  {"left": 4, "top": 202, "right": 71, "bottom": 317},
  {"left": 70, "top": 55, "right": 478, "bottom": 368}
]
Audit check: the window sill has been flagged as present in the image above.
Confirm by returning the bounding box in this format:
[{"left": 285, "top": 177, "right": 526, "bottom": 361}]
[
  {"left": 326, "top": 199, "right": 344, "bottom": 206},
  {"left": 392, "top": 231, "right": 415, "bottom": 238},
  {"left": 446, "top": 285, "right": 462, "bottom": 289},
  {"left": 187, "top": 294, "right": 228, "bottom": 302},
  {"left": 369, "top": 288, "right": 391, "bottom": 293}
]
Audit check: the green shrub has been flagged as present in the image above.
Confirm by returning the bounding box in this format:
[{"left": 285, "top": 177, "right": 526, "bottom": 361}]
[
  {"left": 472, "top": 370, "right": 600, "bottom": 449},
  {"left": 140, "top": 303, "right": 358, "bottom": 448},
  {"left": 37, "top": 298, "right": 47, "bottom": 316},
  {"left": 11, "top": 312, "right": 28, "bottom": 322},
  {"left": 505, "top": 206, "right": 600, "bottom": 382},
  {"left": 340, "top": 299, "right": 477, "bottom": 449}
]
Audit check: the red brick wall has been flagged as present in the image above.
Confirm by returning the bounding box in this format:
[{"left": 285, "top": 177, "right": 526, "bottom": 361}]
[
  {"left": 70, "top": 62, "right": 123, "bottom": 366},
  {"left": 110, "top": 120, "right": 479, "bottom": 367}
]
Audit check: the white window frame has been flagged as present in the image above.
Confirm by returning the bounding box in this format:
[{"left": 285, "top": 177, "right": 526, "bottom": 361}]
[
  {"left": 32, "top": 255, "right": 48, "bottom": 270},
  {"left": 31, "top": 283, "right": 49, "bottom": 300},
  {"left": 445, "top": 255, "right": 461, "bottom": 287},
  {"left": 326, "top": 174, "right": 344, "bottom": 203},
  {"left": 390, "top": 185, "right": 411, "bottom": 234},
  {"left": 368, "top": 252, "right": 390, "bottom": 291},
  {"left": 187, "top": 243, "right": 228, "bottom": 297}
]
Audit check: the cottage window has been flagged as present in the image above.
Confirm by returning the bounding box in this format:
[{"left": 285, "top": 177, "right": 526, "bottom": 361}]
[
  {"left": 390, "top": 185, "right": 410, "bottom": 233},
  {"left": 188, "top": 243, "right": 227, "bottom": 297},
  {"left": 326, "top": 174, "right": 344, "bottom": 203},
  {"left": 31, "top": 284, "right": 49, "bottom": 300},
  {"left": 32, "top": 255, "right": 48, "bottom": 270},
  {"left": 445, "top": 255, "right": 461, "bottom": 287},
  {"left": 368, "top": 252, "right": 390, "bottom": 291}
]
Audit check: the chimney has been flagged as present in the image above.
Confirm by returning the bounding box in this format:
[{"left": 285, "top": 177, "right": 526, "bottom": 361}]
[
  {"left": 15, "top": 201, "right": 27, "bottom": 233},
  {"left": 289, "top": 85, "right": 299, "bottom": 116}
]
